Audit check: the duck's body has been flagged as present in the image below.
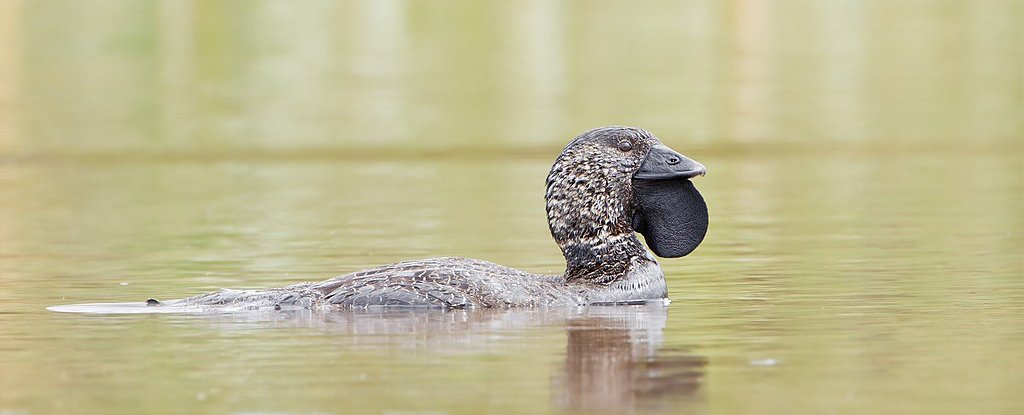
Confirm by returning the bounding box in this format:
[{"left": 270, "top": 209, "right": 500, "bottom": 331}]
[
  {"left": 180, "top": 254, "right": 669, "bottom": 309},
  {"left": 55, "top": 126, "right": 708, "bottom": 313}
]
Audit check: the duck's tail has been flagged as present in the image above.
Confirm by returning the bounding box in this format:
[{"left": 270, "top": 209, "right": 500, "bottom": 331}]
[{"left": 47, "top": 282, "right": 325, "bottom": 314}]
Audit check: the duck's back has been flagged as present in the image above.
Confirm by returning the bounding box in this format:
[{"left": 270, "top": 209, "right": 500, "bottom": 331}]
[{"left": 180, "top": 257, "right": 580, "bottom": 309}]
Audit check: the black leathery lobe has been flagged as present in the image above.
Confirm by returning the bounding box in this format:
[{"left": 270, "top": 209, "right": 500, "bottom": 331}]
[{"left": 631, "top": 179, "right": 708, "bottom": 258}]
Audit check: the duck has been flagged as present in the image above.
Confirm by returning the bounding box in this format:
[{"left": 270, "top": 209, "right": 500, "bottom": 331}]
[{"left": 156, "top": 126, "right": 709, "bottom": 310}]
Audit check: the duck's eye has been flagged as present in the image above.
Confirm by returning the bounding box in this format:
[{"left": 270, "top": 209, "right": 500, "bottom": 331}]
[{"left": 617, "top": 141, "right": 633, "bottom": 152}]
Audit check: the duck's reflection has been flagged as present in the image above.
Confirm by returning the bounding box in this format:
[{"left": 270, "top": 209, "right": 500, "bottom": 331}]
[
  {"left": 554, "top": 312, "right": 706, "bottom": 412},
  {"left": 192, "top": 304, "right": 705, "bottom": 412}
]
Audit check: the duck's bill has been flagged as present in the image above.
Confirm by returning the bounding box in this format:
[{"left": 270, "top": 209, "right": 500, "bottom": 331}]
[
  {"left": 633, "top": 144, "right": 706, "bottom": 180},
  {"left": 630, "top": 145, "right": 708, "bottom": 258}
]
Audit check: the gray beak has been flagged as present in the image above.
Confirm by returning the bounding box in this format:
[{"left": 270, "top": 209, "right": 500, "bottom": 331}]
[{"left": 633, "top": 145, "right": 707, "bottom": 181}]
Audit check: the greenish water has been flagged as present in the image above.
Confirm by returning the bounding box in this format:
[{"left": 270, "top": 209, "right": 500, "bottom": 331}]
[{"left": 1, "top": 1, "right": 1022, "bottom": 414}]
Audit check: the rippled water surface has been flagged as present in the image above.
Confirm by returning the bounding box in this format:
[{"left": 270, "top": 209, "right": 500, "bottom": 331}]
[{"left": 1, "top": 1, "right": 1022, "bottom": 414}]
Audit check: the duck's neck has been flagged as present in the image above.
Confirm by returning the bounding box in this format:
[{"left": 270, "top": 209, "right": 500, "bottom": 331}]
[{"left": 545, "top": 154, "right": 650, "bottom": 285}]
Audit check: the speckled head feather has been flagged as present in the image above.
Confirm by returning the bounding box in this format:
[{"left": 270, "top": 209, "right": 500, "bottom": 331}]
[{"left": 545, "top": 126, "right": 662, "bottom": 284}]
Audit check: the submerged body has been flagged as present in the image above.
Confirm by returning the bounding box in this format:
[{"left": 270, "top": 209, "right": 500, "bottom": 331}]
[
  {"left": 180, "top": 255, "right": 668, "bottom": 309},
  {"left": 54, "top": 126, "right": 708, "bottom": 312}
]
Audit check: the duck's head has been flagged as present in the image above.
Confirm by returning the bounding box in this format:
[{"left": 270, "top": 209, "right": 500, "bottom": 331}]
[{"left": 546, "top": 126, "right": 708, "bottom": 270}]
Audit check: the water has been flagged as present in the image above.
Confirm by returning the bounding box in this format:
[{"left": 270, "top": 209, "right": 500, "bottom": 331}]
[{"left": 1, "top": 1, "right": 1022, "bottom": 414}]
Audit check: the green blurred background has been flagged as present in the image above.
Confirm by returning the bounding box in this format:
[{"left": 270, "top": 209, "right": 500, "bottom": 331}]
[
  {"left": 1, "top": 0, "right": 1019, "bottom": 156},
  {"left": 0, "top": 1, "right": 1021, "bottom": 414}
]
